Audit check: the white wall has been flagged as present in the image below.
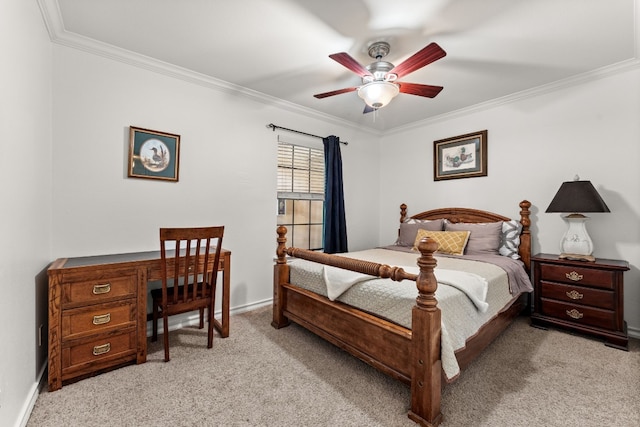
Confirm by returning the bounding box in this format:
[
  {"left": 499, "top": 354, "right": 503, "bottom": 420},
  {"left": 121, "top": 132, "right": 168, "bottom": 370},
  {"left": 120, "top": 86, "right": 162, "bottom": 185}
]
[
  {"left": 0, "top": 1, "right": 52, "bottom": 426},
  {"left": 6, "top": 4, "right": 638, "bottom": 426},
  {"left": 379, "top": 66, "right": 640, "bottom": 334},
  {"left": 51, "top": 45, "right": 381, "bottom": 314}
]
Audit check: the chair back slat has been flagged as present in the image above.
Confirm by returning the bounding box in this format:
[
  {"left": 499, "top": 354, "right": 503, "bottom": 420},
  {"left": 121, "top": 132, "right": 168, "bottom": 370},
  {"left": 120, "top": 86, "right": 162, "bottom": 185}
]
[{"left": 159, "top": 226, "right": 225, "bottom": 308}]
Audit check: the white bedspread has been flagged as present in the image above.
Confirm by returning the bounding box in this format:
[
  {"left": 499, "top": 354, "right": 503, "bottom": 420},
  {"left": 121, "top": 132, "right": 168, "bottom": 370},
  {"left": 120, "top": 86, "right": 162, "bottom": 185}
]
[
  {"left": 324, "top": 265, "right": 489, "bottom": 313},
  {"left": 322, "top": 266, "right": 374, "bottom": 301}
]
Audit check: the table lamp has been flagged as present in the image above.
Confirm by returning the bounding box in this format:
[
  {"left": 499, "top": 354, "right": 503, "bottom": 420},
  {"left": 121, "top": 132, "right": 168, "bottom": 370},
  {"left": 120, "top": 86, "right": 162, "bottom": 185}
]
[{"left": 545, "top": 175, "right": 610, "bottom": 262}]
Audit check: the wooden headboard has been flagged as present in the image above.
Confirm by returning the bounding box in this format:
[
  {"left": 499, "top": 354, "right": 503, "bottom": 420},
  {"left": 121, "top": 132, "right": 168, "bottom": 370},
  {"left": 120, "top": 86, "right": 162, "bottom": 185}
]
[{"left": 399, "top": 200, "right": 532, "bottom": 271}]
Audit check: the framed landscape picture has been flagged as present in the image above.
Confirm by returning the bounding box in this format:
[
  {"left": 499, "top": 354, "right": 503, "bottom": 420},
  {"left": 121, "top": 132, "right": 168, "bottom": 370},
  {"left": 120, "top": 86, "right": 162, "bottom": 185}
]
[
  {"left": 434, "top": 130, "right": 487, "bottom": 181},
  {"left": 128, "top": 126, "right": 180, "bottom": 181}
]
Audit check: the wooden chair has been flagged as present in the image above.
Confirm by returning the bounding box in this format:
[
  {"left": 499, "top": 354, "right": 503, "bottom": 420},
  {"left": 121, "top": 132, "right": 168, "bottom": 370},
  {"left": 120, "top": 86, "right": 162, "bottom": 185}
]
[{"left": 151, "top": 226, "right": 224, "bottom": 362}]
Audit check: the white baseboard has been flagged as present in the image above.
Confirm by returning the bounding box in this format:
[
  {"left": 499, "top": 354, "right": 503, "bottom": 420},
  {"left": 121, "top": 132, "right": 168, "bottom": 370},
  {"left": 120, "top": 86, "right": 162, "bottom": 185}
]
[
  {"left": 17, "top": 364, "right": 46, "bottom": 427},
  {"left": 145, "top": 298, "right": 272, "bottom": 337}
]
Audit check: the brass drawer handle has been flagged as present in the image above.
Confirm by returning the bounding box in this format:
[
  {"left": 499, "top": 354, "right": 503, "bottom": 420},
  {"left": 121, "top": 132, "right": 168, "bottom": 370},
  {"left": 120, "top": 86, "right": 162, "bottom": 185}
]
[
  {"left": 92, "top": 343, "right": 111, "bottom": 356},
  {"left": 92, "top": 283, "right": 111, "bottom": 295},
  {"left": 566, "top": 290, "right": 584, "bottom": 300},
  {"left": 92, "top": 313, "right": 111, "bottom": 325},
  {"left": 566, "top": 309, "right": 584, "bottom": 320},
  {"left": 565, "top": 271, "right": 583, "bottom": 282}
]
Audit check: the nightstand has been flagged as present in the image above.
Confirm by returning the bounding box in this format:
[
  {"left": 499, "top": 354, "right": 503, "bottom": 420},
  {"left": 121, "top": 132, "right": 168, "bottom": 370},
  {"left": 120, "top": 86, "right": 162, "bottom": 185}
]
[{"left": 530, "top": 253, "right": 630, "bottom": 350}]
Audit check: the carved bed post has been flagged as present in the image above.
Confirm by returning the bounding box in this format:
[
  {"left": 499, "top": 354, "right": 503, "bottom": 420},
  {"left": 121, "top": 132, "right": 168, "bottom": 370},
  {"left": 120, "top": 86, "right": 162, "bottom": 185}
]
[
  {"left": 272, "top": 226, "right": 290, "bottom": 329},
  {"left": 408, "top": 237, "right": 443, "bottom": 427},
  {"left": 400, "top": 203, "right": 408, "bottom": 223},
  {"left": 518, "top": 200, "right": 532, "bottom": 272}
]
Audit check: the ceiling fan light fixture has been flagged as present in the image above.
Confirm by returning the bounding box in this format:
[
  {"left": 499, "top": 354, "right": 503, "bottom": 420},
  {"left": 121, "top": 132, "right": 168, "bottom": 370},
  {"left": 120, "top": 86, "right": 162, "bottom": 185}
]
[{"left": 357, "top": 81, "right": 400, "bottom": 109}]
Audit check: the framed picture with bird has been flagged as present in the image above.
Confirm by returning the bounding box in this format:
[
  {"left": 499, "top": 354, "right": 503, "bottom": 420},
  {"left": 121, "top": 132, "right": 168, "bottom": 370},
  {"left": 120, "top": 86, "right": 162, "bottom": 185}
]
[
  {"left": 434, "top": 130, "right": 487, "bottom": 181},
  {"left": 128, "top": 126, "right": 180, "bottom": 182}
]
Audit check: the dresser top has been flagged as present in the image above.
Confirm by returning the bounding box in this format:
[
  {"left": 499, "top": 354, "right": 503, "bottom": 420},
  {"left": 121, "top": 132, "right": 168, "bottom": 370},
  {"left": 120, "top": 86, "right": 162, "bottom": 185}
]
[{"left": 532, "top": 253, "right": 629, "bottom": 271}]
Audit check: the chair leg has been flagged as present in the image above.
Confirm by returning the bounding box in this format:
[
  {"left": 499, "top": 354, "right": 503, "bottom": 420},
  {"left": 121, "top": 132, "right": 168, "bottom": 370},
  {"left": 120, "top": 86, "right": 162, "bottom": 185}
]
[
  {"left": 152, "top": 300, "right": 158, "bottom": 342},
  {"left": 199, "top": 307, "right": 204, "bottom": 329},
  {"left": 163, "top": 313, "right": 170, "bottom": 362},
  {"left": 207, "top": 286, "right": 216, "bottom": 348}
]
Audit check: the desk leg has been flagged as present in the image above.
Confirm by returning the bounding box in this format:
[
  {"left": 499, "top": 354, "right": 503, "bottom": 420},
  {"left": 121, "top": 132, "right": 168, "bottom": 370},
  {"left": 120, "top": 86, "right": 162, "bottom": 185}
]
[
  {"left": 214, "top": 253, "right": 230, "bottom": 338},
  {"left": 48, "top": 272, "right": 62, "bottom": 391},
  {"left": 137, "top": 267, "right": 148, "bottom": 362}
]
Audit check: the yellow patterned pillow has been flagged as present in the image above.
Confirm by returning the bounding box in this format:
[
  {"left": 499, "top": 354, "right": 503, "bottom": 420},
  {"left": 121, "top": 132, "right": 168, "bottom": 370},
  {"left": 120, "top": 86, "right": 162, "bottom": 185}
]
[{"left": 413, "top": 229, "right": 471, "bottom": 256}]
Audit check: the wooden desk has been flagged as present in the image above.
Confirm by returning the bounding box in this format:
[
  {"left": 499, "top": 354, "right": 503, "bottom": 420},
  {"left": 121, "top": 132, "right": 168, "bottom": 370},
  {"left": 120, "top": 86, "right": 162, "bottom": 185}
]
[{"left": 47, "top": 248, "right": 231, "bottom": 391}]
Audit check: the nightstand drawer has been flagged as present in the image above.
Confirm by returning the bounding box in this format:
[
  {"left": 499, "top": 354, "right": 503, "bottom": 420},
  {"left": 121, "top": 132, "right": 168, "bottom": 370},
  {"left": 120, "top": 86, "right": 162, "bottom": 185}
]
[
  {"left": 540, "top": 298, "right": 615, "bottom": 330},
  {"left": 540, "top": 281, "right": 614, "bottom": 310},
  {"left": 539, "top": 263, "right": 614, "bottom": 289}
]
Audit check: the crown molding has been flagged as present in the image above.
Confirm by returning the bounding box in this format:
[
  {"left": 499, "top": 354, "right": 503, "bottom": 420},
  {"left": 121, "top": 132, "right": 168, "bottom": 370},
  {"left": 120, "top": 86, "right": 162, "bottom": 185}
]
[
  {"left": 385, "top": 57, "right": 640, "bottom": 135},
  {"left": 37, "top": 0, "right": 638, "bottom": 138},
  {"left": 385, "top": 0, "right": 640, "bottom": 135},
  {"left": 36, "top": 0, "right": 381, "bottom": 138}
]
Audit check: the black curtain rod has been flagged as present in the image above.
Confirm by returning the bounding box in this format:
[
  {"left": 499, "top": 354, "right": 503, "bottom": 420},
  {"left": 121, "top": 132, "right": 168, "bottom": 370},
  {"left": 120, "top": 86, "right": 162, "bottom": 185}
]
[{"left": 266, "top": 123, "right": 348, "bottom": 145}]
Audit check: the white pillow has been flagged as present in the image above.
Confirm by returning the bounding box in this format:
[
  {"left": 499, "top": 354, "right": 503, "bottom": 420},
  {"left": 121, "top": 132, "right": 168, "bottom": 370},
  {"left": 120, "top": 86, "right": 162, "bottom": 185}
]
[{"left": 499, "top": 220, "right": 522, "bottom": 259}]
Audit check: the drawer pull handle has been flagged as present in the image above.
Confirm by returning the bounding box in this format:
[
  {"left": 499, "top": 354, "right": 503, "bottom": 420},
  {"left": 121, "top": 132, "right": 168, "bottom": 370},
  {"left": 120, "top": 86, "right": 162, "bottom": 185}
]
[
  {"left": 566, "top": 290, "right": 584, "bottom": 300},
  {"left": 566, "top": 309, "right": 584, "bottom": 320},
  {"left": 92, "top": 313, "right": 111, "bottom": 325},
  {"left": 565, "top": 271, "right": 583, "bottom": 282},
  {"left": 92, "top": 343, "right": 111, "bottom": 356},
  {"left": 92, "top": 283, "right": 111, "bottom": 295}
]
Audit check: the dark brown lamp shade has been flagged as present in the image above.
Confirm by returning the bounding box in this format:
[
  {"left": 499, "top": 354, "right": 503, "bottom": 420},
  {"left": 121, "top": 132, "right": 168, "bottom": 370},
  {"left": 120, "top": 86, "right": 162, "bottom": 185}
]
[{"left": 546, "top": 180, "right": 610, "bottom": 213}]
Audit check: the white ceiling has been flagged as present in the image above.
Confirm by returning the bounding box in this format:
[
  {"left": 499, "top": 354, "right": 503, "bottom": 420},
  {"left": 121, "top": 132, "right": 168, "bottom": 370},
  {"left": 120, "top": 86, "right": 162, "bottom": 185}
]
[{"left": 41, "top": 0, "right": 638, "bottom": 132}]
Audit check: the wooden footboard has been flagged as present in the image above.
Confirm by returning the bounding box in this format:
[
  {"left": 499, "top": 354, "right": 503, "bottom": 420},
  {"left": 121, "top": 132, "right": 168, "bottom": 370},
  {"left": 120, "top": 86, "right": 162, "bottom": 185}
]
[
  {"left": 273, "top": 227, "right": 443, "bottom": 426},
  {"left": 272, "top": 200, "right": 532, "bottom": 427}
]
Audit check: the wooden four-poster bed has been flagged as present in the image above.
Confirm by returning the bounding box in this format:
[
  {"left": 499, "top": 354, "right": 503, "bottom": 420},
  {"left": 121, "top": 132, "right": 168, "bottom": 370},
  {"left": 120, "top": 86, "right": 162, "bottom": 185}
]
[{"left": 272, "top": 200, "right": 532, "bottom": 426}]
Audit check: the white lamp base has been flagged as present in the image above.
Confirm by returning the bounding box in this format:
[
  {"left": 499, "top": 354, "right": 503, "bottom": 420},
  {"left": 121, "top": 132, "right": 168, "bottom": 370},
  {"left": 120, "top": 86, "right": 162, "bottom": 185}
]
[{"left": 559, "top": 214, "right": 595, "bottom": 262}]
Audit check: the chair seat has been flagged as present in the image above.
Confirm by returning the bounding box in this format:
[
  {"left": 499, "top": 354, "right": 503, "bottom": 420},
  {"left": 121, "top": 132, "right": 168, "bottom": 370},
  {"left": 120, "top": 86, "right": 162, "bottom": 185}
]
[
  {"left": 151, "top": 284, "right": 212, "bottom": 315},
  {"left": 150, "top": 283, "right": 209, "bottom": 300}
]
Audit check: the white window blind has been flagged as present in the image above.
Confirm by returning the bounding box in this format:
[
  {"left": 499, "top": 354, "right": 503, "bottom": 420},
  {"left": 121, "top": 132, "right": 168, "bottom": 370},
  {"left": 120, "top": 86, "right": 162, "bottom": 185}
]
[{"left": 277, "top": 142, "right": 325, "bottom": 200}]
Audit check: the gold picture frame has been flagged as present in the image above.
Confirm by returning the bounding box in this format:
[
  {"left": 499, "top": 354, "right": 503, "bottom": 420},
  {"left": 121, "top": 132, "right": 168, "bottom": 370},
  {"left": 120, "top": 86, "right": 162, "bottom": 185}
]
[{"left": 128, "top": 126, "right": 180, "bottom": 182}]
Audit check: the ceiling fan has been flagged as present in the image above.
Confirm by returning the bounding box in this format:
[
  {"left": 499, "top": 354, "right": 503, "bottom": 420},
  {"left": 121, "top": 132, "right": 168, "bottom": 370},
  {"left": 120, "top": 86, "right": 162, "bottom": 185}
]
[{"left": 314, "top": 41, "right": 446, "bottom": 113}]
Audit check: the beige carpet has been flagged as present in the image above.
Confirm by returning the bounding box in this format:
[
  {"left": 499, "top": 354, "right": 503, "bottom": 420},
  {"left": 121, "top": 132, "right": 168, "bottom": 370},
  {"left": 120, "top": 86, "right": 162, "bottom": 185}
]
[{"left": 28, "top": 306, "right": 639, "bottom": 426}]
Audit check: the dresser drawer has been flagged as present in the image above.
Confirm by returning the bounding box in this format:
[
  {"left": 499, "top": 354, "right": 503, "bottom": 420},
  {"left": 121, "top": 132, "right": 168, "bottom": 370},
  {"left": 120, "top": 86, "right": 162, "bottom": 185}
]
[
  {"left": 539, "top": 263, "right": 614, "bottom": 289},
  {"left": 62, "top": 275, "right": 137, "bottom": 307},
  {"left": 62, "top": 299, "right": 136, "bottom": 339},
  {"left": 540, "top": 298, "right": 615, "bottom": 330},
  {"left": 62, "top": 330, "right": 137, "bottom": 373},
  {"left": 539, "top": 281, "right": 614, "bottom": 310}
]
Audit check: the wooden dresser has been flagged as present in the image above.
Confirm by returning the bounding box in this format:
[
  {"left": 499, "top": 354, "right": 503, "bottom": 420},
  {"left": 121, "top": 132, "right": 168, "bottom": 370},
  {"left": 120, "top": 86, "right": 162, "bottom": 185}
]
[
  {"left": 47, "top": 258, "right": 146, "bottom": 391},
  {"left": 47, "top": 248, "right": 231, "bottom": 391},
  {"left": 530, "top": 253, "right": 630, "bottom": 350}
]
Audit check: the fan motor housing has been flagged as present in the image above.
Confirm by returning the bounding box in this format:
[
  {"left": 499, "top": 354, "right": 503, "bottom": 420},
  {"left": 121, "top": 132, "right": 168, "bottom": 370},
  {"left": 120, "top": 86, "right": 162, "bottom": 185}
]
[{"left": 365, "top": 61, "right": 395, "bottom": 82}]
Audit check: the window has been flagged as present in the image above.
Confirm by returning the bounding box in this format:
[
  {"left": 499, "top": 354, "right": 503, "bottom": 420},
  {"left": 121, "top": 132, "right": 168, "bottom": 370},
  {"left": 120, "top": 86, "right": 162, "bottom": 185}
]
[{"left": 277, "top": 142, "right": 324, "bottom": 250}]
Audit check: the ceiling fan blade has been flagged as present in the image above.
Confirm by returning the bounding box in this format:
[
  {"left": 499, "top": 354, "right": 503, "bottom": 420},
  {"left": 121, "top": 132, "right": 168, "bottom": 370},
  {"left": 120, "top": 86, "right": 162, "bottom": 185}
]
[
  {"left": 329, "top": 52, "right": 372, "bottom": 77},
  {"left": 398, "top": 82, "right": 444, "bottom": 98},
  {"left": 313, "top": 87, "right": 359, "bottom": 99},
  {"left": 389, "top": 43, "right": 446, "bottom": 79}
]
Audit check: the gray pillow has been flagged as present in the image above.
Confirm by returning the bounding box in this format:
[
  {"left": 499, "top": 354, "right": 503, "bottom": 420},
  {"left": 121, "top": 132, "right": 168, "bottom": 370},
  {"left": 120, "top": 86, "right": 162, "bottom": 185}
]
[
  {"left": 444, "top": 221, "right": 502, "bottom": 255},
  {"left": 395, "top": 218, "right": 444, "bottom": 247}
]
